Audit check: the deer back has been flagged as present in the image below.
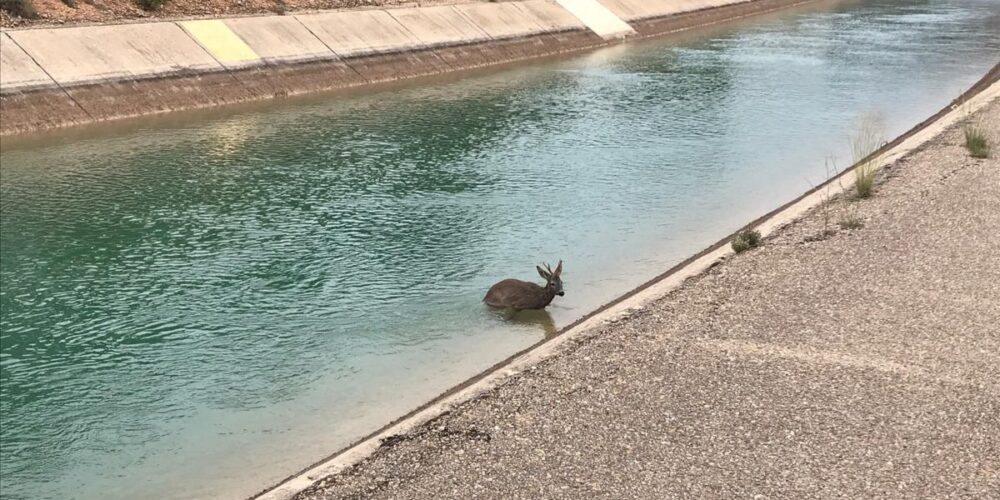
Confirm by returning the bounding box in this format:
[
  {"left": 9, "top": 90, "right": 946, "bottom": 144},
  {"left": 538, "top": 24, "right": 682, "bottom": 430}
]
[{"left": 484, "top": 279, "right": 554, "bottom": 310}]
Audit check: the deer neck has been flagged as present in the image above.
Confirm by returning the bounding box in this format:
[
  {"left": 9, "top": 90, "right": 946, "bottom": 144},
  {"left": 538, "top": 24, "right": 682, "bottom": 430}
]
[{"left": 541, "top": 285, "right": 556, "bottom": 306}]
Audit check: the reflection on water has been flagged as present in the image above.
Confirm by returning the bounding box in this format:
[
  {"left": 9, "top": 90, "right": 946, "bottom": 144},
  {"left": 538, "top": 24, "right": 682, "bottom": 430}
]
[
  {"left": 498, "top": 308, "right": 560, "bottom": 339},
  {"left": 1, "top": 0, "right": 999, "bottom": 498}
]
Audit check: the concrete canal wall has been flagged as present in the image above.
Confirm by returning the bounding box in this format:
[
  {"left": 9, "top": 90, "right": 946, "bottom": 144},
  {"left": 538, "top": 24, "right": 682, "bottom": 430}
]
[{"left": 0, "top": 0, "right": 811, "bottom": 135}]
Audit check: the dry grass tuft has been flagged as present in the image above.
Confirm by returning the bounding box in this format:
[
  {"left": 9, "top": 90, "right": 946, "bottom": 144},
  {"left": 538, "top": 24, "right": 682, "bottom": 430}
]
[{"left": 850, "top": 114, "right": 885, "bottom": 199}]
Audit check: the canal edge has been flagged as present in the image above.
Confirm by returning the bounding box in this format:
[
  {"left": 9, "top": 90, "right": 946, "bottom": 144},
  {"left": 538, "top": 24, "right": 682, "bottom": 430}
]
[
  {"left": 0, "top": 0, "right": 816, "bottom": 137},
  {"left": 250, "top": 64, "right": 1000, "bottom": 500}
]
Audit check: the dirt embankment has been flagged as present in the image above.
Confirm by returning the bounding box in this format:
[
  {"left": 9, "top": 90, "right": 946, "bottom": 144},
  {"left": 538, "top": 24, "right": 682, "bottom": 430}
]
[{"left": 0, "top": 0, "right": 478, "bottom": 28}]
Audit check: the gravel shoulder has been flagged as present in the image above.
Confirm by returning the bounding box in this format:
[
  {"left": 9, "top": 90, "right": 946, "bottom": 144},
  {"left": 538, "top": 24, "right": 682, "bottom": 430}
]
[{"left": 297, "top": 98, "right": 1000, "bottom": 499}]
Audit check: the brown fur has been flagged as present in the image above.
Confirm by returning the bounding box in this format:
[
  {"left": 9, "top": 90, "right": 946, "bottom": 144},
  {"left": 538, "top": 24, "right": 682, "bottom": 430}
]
[{"left": 484, "top": 261, "right": 563, "bottom": 311}]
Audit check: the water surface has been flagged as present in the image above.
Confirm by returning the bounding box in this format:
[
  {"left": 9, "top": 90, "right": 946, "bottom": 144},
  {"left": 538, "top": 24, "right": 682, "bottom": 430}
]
[{"left": 1, "top": 0, "right": 998, "bottom": 498}]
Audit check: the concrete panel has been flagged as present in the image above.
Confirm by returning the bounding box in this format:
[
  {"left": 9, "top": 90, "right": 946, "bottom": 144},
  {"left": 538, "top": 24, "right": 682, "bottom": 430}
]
[
  {"left": 629, "top": 0, "right": 777, "bottom": 36},
  {"left": 709, "top": 0, "right": 746, "bottom": 7},
  {"left": 555, "top": 0, "right": 635, "bottom": 38},
  {"left": 386, "top": 5, "right": 490, "bottom": 47},
  {"left": 295, "top": 10, "right": 422, "bottom": 57},
  {"left": 597, "top": 0, "right": 644, "bottom": 20},
  {"left": 690, "top": 0, "right": 727, "bottom": 10},
  {"left": 599, "top": 0, "right": 699, "bottom": 20},
  {"left": 671, "top": 0, "right": 720, "bottom": 13},
  {"left": 514, "top": 0, "right": 587, "bottom": 32},
  {"left": 385, "top": 6, "right": 490, "bottom": 48},
  {"left": 1, "top": 89, "right": 91, "bottom": 134},
  {"left": 240, "top": 60, "right": 366, "bottom": 95},
  {"left": 224, "top": 16, "right": 335, "bottom": 63},
  {"left": 65, "top": 71, "right": 255, "bottom": 121},
  {"left": 9, "top": 23, "right": 222, "bottom": 85},
  {"left": 179, "top": 20, "right": 261, "bottom": 68},
  {"left": 542, "top": 28, "right": 608, "bottom": 53},
  {"left": 345, "top": 50, "right": 450, "bottom": 82},
  {"left": 1, "top": 33, "right": 56, "bottom": 91},
  {"left": 454, "top": 2, "right": 547, "bottom": 40}
]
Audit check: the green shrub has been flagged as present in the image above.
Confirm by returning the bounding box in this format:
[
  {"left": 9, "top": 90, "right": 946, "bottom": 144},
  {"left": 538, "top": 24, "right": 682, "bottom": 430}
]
[
  {"left": 136, "top": 0, "right": 167, "bottom": 10},
  {"left": 731, "top": 229, "right": 762, "bottom": 253},
  {"left": 731, "top": 238, "right": 750, "bottom": 253},
  {"left": 0, "top": 0, "right": 38, "bottom": 18},
  {"left": 964, "top": 125, "right": 990, "bottom": 158}
]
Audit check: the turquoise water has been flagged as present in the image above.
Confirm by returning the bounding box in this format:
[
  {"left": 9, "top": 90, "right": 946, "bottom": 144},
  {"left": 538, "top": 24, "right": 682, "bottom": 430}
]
[{"left": 1, "top": 0, "right": 998, "bottom": 498}]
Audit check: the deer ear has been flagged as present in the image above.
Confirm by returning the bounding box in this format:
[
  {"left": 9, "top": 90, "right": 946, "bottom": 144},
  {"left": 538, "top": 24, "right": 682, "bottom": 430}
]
[
  {"left": 553, "top": 260, "right": 563, "bottom": 277},
  {"left": 537, "top": 266, "right": 551, "bottom": 280}
]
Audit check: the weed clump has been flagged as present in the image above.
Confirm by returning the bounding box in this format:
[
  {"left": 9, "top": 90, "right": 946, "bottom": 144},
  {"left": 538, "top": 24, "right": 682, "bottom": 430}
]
[
  {"left": 850, "top": 114, "right": 885, "bottom": 199},
  {"left": 854, "top": 162, "right": 876, "bottom": 199},
  {"left": 0, "top": 0, "right": 38, "bottom": 18},
  {"left": 964, "top": 125, "right": 990, "bottom": 158},
  {"left": 731, "top": 229, "right": 762, "bottom": 253}
]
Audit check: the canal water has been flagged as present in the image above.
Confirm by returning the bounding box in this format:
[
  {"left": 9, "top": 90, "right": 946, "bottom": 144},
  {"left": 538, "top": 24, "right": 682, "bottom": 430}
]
[{"left": 1, "top": 0, "right": 997, "bottom": 498}]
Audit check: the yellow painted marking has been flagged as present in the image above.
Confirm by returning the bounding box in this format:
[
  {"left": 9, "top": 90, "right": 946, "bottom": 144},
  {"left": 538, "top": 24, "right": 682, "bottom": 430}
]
[{"left": 179, "top": 20, "right": 259, "bottom": 64}]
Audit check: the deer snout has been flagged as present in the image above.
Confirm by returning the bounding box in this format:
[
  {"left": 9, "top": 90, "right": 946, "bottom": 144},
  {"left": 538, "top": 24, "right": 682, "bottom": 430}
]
[{"left": 557, "top": 291, "right": 565, "bottom": 296}]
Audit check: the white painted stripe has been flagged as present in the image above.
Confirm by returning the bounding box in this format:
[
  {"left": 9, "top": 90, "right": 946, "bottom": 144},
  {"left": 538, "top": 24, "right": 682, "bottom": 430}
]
[{"left": 555, "top": 0, "right": 635, "bottom": 39}]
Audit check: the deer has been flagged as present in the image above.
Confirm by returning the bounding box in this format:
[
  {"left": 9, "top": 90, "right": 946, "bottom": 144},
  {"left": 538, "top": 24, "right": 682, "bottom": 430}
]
[{"left": 484, "top": 261, "right": 564, "bottom": 311}]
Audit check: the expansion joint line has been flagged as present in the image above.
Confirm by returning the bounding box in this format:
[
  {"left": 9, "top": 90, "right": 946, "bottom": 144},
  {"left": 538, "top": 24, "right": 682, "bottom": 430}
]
[
  {"left": 382, "top": 10, "right": 456, "bottom": 72},
  {"left": 7, "top": 35, "right": 95, "bottom": 121},
  {"left": 290, "top": 15, "right": 370, "bottom": 84}
]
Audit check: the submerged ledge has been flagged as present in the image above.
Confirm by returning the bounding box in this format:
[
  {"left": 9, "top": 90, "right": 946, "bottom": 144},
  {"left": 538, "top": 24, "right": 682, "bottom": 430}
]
[
  {"left": 252, "top": 63, "right": 1000, "bottom": 499},
  {"left": 0, "top": 0, "right": 814, "bottom": 136}
]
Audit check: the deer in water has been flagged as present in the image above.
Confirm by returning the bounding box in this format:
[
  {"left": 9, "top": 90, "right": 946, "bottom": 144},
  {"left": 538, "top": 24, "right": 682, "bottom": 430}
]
[{"left": 484, "top": 261, "right": 564, "bottom": 311}]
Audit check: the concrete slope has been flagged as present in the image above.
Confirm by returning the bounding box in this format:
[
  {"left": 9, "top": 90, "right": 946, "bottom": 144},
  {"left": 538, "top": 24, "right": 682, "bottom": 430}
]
[
  {"left": 0, "top": 33, "right": 55, "bottom": 91},
  {"left": 8, "top": 23, "right": 221, "bottom": 85},
  {"left": 385, "top": 5, "right": 491, "bottom": 48},
  {"left": 179, "top": 19, "right": 262, "bottom": 69},
  {"left": 513, "top": 0, "right": 587, "bottom": 32},
  {"left": 295, "top": 10, "right": 424, "bottom": 58},
  {"left": 224, "top": 16, "right": 337, "bottom": 64},
  {"left": 597, "top": 0, "right": 648, "bottom": 20},
  {"left": 555, "top": 0, "right": 635, "bottom": 38},
  {"left": 600, "top": 0, "right": 736, "bottom": 21},
  {"left": 454, "top": 2, "right": 548, "bottom": 40}
]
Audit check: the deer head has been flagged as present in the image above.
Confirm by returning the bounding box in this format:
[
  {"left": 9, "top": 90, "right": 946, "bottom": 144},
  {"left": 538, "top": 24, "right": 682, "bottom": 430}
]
[{"left": 536, "top": 260, "right": 564, "bottom": 297}]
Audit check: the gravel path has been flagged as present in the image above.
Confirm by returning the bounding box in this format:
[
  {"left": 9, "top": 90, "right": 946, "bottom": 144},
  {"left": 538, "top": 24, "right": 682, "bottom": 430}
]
[{"left": 298, "top": 98, "right": 1000, "bottom": 500}]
